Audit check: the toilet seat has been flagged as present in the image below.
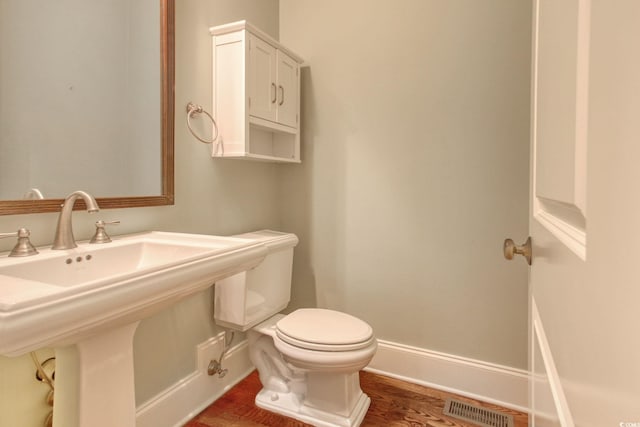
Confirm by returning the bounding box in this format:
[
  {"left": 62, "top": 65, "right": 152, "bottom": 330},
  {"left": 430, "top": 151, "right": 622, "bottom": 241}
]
[{"left": 276, "top": 308, "right": 374, "bottom": 351}]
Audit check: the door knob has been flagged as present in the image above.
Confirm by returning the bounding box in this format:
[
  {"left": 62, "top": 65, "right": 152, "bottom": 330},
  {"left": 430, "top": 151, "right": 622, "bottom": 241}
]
[{"left": 503, "top": 237, "right": 532, "bottom": 265}]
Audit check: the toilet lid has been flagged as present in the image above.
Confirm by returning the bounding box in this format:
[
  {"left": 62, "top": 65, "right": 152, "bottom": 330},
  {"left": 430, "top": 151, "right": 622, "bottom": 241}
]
[{"left": 276, "top": 308, "right": 374, "bottom": 351}]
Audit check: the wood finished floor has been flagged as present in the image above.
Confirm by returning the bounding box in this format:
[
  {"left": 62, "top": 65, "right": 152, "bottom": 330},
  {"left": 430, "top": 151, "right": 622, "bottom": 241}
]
[{"left": 184, "top": 370, "right": 528, "bottom": 427}]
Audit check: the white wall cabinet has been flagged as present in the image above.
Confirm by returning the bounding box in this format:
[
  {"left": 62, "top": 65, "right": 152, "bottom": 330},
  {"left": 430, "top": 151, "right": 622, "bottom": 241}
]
[{"left": 210, "top": 21, "right": 303, "bottom": 163}]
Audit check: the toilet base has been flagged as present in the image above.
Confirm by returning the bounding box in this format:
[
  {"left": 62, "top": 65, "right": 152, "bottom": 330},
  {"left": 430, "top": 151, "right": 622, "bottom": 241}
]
[
  {"left": 247, "top": 313, "right": 377, "bottom": 427},
  {"left": 255, "top": 387, "right": 371, "bottom": 427}
]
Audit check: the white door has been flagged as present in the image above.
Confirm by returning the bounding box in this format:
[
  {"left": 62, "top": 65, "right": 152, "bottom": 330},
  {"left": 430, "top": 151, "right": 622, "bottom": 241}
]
[
  {"left": 526, "top": 0, "right": 640, "bottom": 426},
  {"left": 248, "top": 34, "right": 277, "bottom": 122},
  {"left": 276, "top": 50, "right": 299, "bottom": 128}
]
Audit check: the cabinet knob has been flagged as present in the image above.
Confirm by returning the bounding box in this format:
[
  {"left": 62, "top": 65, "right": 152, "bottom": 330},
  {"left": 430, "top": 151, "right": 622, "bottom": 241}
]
[
  {"left": 271, "top": 83, "right": 277, "bottom": 104},
  {"left": 278, "top": 85, "right": 285, "bottom": 106}
]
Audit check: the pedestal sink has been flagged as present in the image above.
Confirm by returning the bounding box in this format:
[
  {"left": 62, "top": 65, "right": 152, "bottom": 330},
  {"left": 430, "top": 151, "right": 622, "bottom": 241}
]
[{"left": 0, "top": 231, "right": 268, "bottom": 427}]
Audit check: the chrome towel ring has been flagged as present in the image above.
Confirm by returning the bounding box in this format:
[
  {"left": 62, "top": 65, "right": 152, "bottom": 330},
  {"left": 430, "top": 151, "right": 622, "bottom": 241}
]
[{"left": 186, "top": 102, "right": 218, "bottom": 144}]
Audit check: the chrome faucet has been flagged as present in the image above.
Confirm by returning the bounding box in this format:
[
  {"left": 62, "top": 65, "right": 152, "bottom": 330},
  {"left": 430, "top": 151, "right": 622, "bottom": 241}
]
[{"left": 52, "top": 191, "right": 100, "bottom": 250}]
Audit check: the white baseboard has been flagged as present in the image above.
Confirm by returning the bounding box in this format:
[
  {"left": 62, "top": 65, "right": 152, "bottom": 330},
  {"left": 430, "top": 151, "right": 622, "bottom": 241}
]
[
  {"left": 136, "top": 335, "right": 529, "bottom": 426},
  {"left": 136, "top": 333, "right": 253, "bottom": 427},
  {"left": 366, "top": 339, "right": 530, "bottom": 413}
]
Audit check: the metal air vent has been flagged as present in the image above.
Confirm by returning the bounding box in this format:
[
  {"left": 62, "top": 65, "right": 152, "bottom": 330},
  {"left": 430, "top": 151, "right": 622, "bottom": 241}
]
[{"left": 443, "top": 398, "right": 514, "bottom": 427}]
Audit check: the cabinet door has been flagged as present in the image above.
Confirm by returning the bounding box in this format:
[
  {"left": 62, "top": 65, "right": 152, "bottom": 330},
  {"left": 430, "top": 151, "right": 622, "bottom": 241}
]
[
  {"left": 276, "top": 50, "right": 299, "bottom": 128},
  {"left": 248, "top": 34, "right": 277, "bottom": 122}
]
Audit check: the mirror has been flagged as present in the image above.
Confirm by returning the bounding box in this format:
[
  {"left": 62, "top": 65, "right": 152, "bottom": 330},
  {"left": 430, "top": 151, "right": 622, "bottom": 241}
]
[{"left": 0, "top": 0, "right": 174, "bottom": 215}]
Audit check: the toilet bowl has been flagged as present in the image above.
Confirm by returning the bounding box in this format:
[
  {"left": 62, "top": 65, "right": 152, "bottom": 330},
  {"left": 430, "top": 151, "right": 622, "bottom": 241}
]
[
  {"left": 250, "top": 309, "right": 377, "bottom": 427},
  {"left": 214, "top": 231, "right": 377, "bottom": 427}
]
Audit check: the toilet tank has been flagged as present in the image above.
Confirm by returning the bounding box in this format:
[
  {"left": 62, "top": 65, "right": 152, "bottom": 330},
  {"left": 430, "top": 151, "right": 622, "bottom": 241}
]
[{"left": 214, "top": 230, "right": 298, "bottom": 331}]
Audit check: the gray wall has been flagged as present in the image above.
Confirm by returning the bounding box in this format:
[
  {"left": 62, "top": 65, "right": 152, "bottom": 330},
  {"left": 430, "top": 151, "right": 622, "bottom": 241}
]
[
  {"left": 0, "top": 1, "right": 532, "bottom": 426},
  {"left": 132, "top": 0, "right": 282, "bottom": 404},
  {"left": 278, "top": 0, "right": 531, "bottom": 368}
]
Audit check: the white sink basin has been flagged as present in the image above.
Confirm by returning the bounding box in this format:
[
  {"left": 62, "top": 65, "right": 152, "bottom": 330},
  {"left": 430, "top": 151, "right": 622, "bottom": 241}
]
[
  {"left": 0, "top": 231, "right": 267, "bottom": 356},
  {"left": 0, "top": 230, "right": 270, "bottom": 427},
  {"left": 1, "top": 240, "right": 212, "bottom": 288}
]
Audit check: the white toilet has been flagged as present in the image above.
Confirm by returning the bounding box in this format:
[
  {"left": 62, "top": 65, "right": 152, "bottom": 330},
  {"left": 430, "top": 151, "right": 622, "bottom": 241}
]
[{"left": 214, "top": 230, "right": 377, "bottom": 427}]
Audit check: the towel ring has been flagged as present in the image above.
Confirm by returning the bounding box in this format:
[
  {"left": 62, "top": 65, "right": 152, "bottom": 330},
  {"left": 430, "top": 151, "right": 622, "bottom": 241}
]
[{"left": 186, "top": 102, "right": 218, "bottom": 144}]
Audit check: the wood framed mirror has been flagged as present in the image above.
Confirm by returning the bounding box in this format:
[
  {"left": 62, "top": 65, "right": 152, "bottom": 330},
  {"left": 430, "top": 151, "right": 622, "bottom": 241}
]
[{"left": 0, "top": 0, "right": 174, "bottom": 215}]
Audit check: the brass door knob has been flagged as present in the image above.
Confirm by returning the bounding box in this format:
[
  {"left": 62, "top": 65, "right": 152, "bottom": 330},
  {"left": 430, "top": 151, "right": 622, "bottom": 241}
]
[{"left": 503, "top": 237, "right": 532, "bottom": 265}]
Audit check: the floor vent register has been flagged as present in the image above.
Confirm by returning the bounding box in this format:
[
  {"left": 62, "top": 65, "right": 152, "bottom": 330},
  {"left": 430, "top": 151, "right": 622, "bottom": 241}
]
[{"left": 443, "top": 398, "right": 514, "bottom": 427}]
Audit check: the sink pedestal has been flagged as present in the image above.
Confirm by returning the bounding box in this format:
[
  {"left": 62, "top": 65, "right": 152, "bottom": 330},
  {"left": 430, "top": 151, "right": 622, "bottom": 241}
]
[{"left": 53, "top": 322, "right": 140, "bottom": 427}]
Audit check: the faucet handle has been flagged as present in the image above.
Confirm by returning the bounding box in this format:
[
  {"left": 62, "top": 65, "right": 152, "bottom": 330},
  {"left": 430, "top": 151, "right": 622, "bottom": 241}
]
[
  {"left": 90, "top": 220, "right": 120, "bottom": 244},
  {"left": 0, "top": 228, "right": 39, "bottom": 257}
]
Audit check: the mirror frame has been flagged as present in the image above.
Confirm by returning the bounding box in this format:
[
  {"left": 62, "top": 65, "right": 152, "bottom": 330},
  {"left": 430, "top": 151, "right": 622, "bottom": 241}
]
[{"left": 0, "top": 0, "right": 175, "bottom": 215}]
